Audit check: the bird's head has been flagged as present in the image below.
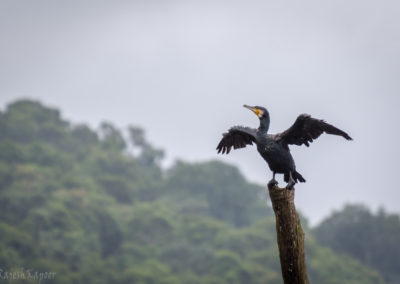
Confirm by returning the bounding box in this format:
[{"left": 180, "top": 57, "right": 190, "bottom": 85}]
[{"left": 243, "top": 105, "right": 268, "bottom": 118}]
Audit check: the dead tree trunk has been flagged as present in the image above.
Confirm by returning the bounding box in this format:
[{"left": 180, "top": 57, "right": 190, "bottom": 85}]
[{"left": 268, "top": 184, "right": 309, "bottom": 284}]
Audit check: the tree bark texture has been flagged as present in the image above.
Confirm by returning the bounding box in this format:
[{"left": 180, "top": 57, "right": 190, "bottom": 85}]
[{"left": 268, "top": 184, "right": 309, "bottom": 284}]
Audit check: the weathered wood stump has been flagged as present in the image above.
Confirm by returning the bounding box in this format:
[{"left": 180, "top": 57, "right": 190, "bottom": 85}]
[{"left": 268, "top": 184, "right": 309, "bottom": 284}]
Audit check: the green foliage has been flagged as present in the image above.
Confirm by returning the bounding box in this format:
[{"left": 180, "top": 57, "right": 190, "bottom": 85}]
[
  {"left": 306, "top": 235, "right": 385, "bottom": 284},
  {"left": 165, "top": 160, "right": 270, "bottom": 226},
  {"left": 1, "top": 99, "right": 68, "bottom": 145},
  {"left": 100, "top": 122, "right": 126, "bottom": 152},
  {"left": 129, "top": 126, "right": 164, "bottom": 170},
  {"left": 314, "top": 204, "right": 400, "bottom": 284},
  {"left": 0, "top": 99, "right": 392, "bottom": 283}
]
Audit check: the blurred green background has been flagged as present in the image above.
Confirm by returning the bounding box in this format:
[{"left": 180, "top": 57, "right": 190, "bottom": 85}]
[{"left": 0, "top": 99, "right": 399, "bottom": 283}]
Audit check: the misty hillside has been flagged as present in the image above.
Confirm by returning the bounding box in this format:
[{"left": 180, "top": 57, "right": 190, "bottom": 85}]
[{"left": 0, "top": 99, "right": 398, "bottom": 283}]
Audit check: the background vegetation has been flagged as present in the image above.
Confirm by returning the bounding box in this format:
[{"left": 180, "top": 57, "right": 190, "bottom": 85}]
[{"left": 0, "top": 99, "right": 398, "bottom": 283}]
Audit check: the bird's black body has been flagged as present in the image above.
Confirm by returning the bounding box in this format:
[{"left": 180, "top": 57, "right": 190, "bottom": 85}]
[{"left": 216, "top": 105, "right": 352, "bottom": 189}]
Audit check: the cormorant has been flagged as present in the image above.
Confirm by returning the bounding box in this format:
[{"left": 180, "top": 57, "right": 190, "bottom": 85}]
[{"left": 216, "top": 105, "right": 352, "bottom": 189}]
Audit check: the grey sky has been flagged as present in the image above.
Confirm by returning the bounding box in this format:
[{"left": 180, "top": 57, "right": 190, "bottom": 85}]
[{"left": 1, "top": 0, "right": 399, "bottom": 225}]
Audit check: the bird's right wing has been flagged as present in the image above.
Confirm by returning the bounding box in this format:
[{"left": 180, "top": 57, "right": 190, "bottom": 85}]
[{"left": 216, "top": 126, "right": 257, "bottom": 154}]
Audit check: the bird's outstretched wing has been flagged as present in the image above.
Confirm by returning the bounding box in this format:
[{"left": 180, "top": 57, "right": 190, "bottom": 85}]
[
  {"left": 278, "top": 114, "right": 352, "bottom": 147},
  {"left": 216, "top": 126, "right": 257, "bottom": 154}
]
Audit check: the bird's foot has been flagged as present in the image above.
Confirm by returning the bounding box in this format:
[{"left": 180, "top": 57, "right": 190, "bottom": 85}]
[
  {"left": 285, "top": 181, "right": 295, "bottom": 190},
  {"left": 268, "top": 179, "right": 278, "bottom": 189}
]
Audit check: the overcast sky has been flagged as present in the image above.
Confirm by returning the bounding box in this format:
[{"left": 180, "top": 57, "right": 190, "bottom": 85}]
[{"left": 1, "top": 0, "right": 399, "bottom": 225}]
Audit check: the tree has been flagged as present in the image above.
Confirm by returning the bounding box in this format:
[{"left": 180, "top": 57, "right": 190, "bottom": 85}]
[{"left": 314, "top": 204, "right": 400, "bottom": 283}]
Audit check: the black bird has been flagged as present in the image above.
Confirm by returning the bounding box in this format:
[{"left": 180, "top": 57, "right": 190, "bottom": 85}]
[{"left": 216, "top": 105, "right": 352, "bottom": 189}]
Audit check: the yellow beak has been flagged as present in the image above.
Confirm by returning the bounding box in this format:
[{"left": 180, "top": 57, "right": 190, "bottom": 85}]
[{"left": 243, "top": 104, "right": 260, "bottom": 116}]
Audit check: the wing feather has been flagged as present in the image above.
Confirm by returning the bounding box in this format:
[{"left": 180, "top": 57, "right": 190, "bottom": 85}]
[
  {"left": 278, "top": 114, "right": 352, "bottom": 147},
  {"left": 216, "top": 126, "right": 257, "bottom": 154}
]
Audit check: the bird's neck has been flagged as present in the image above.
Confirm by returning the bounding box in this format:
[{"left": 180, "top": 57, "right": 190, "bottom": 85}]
[{"left": 258, "top": 115, "right": 270, "bottom": 133}]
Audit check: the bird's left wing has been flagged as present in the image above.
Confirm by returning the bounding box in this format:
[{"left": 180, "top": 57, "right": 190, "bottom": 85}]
[
  {"left": 277, "top": 114, "right": 352, "bottom": 147},
  {"left": 216, "top": 126, "right": 257, "bottom": 154}
]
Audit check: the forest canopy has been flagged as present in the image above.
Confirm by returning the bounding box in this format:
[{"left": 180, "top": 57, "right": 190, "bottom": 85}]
[{"left": 0, "top": 99, "right": 398, "bottom": 283}]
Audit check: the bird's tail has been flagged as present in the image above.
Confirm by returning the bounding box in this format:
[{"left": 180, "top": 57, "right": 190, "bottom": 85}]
[
  {"left": 285, "top": 171, "right": 306, "bottom": 183},
  {"left": 293, "top": 170, "right": 306, "bottom": 183}
]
